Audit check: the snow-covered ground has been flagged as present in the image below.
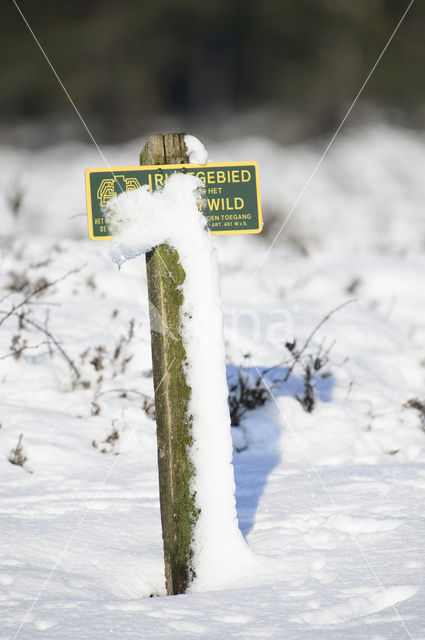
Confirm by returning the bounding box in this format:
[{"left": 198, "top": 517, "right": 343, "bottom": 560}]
[{"left": 1, "top": 122, "right": 425, "bottom": 639}]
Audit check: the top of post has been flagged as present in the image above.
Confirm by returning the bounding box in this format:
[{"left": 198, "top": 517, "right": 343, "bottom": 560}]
[{"left": 140, "top": 133, "right": 189, "bottom": 166}]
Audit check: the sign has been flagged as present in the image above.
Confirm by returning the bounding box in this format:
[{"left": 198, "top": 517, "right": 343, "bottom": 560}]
[{"left": 85, "top": 162, "right": 262, "bottom": 239}]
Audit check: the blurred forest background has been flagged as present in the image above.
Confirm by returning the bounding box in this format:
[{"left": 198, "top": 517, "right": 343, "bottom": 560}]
[{"left": 2, "top": 0, "right": 424, "bottom": 146}]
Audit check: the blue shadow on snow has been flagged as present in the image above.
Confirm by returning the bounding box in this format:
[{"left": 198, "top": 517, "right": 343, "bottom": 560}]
[{"left": 227, "top": 364, "right": 335, "bottom": 537}]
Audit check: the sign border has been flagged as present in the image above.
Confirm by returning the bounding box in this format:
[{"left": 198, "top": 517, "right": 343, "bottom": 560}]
[{"left": 85, "top": 161, "right": 262, "bottom": 240}]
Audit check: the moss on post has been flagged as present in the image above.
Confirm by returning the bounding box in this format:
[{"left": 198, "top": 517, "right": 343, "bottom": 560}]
[{"left": 140, "top": 133, "right": 199, "bottom": 595}]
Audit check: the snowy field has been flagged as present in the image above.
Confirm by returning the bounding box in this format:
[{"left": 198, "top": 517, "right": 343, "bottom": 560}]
[{"left": 1, "top": 122, "right": 425, "bottom": 639}]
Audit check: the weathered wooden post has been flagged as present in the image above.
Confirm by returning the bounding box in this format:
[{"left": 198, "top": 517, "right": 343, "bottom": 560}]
[
  {"left": 85, "top": 138, "right": 262, "bottom": 596},
  {"left": 140, "top": 133, "right": 197, "bottom": 595}
]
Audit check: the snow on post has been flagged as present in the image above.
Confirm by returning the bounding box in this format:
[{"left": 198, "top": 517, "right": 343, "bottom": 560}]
[{"left": 107, "top": 134, "right": 251, "bottom": 595}]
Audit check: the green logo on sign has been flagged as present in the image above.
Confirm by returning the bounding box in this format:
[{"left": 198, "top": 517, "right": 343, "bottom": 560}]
[{"left": 97, "top": 175, "right": 141, "bottom": 206}]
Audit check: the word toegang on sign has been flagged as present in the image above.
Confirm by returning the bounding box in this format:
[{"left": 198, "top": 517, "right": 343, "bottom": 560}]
[{"left": 85, "top": 162, "right": 262, "bottom": 239}]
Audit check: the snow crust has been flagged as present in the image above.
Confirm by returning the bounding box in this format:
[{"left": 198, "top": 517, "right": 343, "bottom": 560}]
[
  {"left": 184, "top": 134, "right": 208, "bottom": 164},
  {"left": 107, "top": 173, "right": 253, "bottom": 588}
]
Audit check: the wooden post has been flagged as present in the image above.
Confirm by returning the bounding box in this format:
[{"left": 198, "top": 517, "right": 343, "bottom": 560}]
[{"left": 140, "top": 133, "right": 199, "bottom": 595}]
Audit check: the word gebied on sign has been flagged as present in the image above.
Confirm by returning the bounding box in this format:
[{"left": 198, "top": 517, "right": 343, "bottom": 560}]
[{"left": 85, "top": 162, "right": 262, "bottom": 239}]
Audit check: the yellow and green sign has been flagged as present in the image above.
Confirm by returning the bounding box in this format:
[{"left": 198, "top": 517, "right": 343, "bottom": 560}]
[{"left": 85, "top": 162, "right": 262, "bottom": 239}]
